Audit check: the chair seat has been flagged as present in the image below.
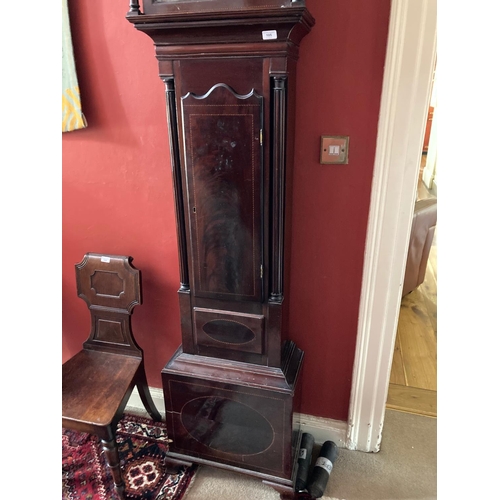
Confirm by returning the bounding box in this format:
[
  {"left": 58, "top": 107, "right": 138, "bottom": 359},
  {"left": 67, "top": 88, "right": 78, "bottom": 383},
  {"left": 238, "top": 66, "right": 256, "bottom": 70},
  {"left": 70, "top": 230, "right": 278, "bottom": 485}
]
[{"left": 62, "top": 349, "right": 142, "bottom": 430}]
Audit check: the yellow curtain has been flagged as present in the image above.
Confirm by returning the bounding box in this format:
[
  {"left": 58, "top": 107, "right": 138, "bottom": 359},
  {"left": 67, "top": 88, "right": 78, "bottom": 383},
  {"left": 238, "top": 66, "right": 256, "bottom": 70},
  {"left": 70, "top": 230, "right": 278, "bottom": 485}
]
[{"left": 62, "top": 0, "right": 87, "bottom": 132}]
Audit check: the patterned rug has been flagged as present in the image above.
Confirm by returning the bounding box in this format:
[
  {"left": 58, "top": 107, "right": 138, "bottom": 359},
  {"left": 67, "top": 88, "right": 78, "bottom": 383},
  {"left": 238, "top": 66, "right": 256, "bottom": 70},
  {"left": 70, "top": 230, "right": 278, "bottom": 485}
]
[{"left": 62, "top": 413, "right": 197, "bottom": 500}]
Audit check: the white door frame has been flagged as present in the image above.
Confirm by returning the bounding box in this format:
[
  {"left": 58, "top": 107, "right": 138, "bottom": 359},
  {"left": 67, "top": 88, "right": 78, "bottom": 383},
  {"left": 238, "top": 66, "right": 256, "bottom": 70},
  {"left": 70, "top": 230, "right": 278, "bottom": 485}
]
[{"left": 346, "top": 0, "right": 437, "bottom": 452}]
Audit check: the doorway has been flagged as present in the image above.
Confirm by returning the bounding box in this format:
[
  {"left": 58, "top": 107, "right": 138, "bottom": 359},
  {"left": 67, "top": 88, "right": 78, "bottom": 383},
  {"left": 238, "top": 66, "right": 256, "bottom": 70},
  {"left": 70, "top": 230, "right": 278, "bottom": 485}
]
[
  {"left": 346, "top": 0, "right": 437, "bottom": 452},
  {"left": 386, "top": 156, "right": 437, "bottom": 417},
  {"left": 386, "top": 62, "right": 437, "bottom": 417}
]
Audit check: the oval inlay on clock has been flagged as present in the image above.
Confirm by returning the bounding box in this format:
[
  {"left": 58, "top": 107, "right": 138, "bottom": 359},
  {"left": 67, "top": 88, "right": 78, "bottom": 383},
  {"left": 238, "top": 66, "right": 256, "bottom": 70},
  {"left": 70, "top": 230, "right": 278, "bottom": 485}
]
[
  {"left": 181, "top": 397, "right": 274, "bottom": 455},
  {"left": 202, "top": 319, "right": 255, "bottom": 344}
]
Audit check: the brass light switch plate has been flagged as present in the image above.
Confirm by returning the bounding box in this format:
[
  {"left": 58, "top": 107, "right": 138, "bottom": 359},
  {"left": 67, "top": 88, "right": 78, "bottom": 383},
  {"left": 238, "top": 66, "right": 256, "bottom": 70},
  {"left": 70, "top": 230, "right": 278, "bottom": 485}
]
[{"left": 320, "top": 136, "right": 349, "bottom": 164}]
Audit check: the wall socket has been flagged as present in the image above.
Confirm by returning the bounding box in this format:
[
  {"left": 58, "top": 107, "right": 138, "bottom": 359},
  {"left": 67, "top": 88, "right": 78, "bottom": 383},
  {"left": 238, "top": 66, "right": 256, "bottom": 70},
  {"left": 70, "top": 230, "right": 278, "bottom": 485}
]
[{"left": 320, "top": 136, "right": 349, "bottom": 164}]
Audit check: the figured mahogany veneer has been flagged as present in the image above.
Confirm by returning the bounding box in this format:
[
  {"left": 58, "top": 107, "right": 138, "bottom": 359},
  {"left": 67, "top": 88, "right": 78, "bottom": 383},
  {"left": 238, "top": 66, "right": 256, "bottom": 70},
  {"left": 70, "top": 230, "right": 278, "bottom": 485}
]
[
  {"left": 62, "top": 253, "right": 162, "bottom": 500},
  {"left": 162, "top": 340, "right": 303, "bottom": 486},
  {"left": 126, "top": 2, "right": 314, "bottom": 497},
  {"left": 183, "top": 84, "right": 263, "bottom": 302}
]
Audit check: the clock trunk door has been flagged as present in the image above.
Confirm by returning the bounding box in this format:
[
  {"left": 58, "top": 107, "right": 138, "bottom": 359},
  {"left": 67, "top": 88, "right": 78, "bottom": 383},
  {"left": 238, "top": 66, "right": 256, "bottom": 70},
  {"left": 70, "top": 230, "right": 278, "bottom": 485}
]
[{"left": 182, "top": 84, "right": 263, "bottom": 303}]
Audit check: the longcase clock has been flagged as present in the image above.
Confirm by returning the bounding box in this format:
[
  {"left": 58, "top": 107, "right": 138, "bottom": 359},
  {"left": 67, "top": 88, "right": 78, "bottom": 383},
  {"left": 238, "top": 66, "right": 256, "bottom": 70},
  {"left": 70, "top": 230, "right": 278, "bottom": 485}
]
[{"left": 127, "top": 1, "right": 314, "bottom": 497}]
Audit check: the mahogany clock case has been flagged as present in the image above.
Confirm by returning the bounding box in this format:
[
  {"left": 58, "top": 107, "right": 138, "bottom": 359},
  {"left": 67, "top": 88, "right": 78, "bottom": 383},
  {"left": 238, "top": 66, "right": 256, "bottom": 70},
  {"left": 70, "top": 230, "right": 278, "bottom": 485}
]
[{"left": 126, "top": 0, "right": 315, "bottom": 492}]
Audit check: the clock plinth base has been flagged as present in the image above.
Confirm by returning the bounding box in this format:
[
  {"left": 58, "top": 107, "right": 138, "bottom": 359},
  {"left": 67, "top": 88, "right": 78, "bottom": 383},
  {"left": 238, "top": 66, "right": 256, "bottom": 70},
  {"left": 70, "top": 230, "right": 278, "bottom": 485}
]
[{"left": 161, "top": 340, "right": 304, "bottom": 484}]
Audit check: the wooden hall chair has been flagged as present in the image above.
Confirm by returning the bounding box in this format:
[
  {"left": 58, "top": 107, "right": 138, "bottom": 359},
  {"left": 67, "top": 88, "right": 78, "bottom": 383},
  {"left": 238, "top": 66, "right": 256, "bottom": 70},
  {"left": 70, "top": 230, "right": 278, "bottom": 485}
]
[{"left": 62, "top": 253, "right": 162, "bottom": 500}]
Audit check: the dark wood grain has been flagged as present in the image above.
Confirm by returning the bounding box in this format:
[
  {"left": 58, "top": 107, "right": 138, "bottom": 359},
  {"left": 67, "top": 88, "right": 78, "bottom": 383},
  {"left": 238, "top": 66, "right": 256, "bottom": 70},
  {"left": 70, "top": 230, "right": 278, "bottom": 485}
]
[
  {"left": 194, "top": 306, "right": 265, "bottom": 355},
  {"left": 161, "top": 340, "right": 303, "bottom": 482},
  {"left": 141, "top": 0, "right": 305, "bottom": 17},
  {"left": 182, "top": 84, "right": 263, "bottom": 302},
  {"left": 127, "top": 0, "right": 314, "bottom": 487}
]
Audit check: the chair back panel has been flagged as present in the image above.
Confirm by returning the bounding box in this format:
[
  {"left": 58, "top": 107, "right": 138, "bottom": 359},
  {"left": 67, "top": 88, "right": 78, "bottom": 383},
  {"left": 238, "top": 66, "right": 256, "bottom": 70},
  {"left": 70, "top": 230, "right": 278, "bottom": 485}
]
[
  {"left": 76, "top": 253, "right": 141, "bottom": 312},
  {"left": 75, "top": 253, "right": 143, "bottom": 356}
]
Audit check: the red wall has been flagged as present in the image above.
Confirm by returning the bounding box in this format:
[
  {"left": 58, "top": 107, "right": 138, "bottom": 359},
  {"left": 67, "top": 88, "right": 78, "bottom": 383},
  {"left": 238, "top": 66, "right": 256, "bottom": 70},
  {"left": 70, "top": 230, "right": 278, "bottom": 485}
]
[{"left": 62, "top": 0, "right": 391, "bottom": 422}]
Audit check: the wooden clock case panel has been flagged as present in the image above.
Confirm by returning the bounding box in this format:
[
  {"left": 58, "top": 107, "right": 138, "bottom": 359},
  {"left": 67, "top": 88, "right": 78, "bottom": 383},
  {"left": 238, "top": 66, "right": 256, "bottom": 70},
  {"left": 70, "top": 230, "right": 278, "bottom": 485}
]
[
  {"left": 176, "top": 59, "right": 275, "bottom": 367},
  {"left": 168, "top": 53, "right": 305, "bottom": 370},
  {"left": 127, "top": 1, "right": 314, "bottom": 496},
  {"left": 181, "top": 82, "right": 264, "bottom": 304},
  {"left": 162, "top": 341, "right": 303, "bottom": 484}
]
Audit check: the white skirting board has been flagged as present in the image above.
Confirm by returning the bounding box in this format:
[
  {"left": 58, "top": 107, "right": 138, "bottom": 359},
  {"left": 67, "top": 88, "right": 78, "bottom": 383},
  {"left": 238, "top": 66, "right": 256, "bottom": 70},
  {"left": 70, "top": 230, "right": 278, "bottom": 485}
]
[
  {"left": 126, "top": 387, "right": 348, "bottom": 448},
  {"left": 294, "top": 413, "right": 348, "bottom": 448}
]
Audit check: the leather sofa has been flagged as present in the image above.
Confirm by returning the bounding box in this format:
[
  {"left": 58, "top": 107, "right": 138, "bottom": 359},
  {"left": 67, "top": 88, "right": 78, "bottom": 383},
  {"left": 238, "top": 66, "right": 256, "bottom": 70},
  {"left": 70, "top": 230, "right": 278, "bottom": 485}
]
[{"left": 402, "top": 198, "right": 437, "bottom": 297}]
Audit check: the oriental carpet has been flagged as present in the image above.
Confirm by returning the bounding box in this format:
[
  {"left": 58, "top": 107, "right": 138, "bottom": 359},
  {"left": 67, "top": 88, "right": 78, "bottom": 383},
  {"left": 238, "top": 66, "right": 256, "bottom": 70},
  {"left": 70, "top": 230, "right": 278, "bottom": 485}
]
[{"left": 62, "top": 413, "right": 197, "bottom": 500}]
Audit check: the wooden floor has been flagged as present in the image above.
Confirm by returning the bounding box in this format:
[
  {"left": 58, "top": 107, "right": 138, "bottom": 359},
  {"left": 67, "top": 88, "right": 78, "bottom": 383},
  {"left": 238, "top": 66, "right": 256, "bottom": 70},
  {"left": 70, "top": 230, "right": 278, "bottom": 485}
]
[{"left": 386, "top": 156, "right": 437, "bottom": 417}]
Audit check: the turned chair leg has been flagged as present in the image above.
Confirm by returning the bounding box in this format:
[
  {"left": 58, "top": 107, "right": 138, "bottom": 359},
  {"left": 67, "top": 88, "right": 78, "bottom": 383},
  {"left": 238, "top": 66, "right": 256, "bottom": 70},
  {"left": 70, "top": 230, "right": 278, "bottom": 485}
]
[
  {"left": 135, "top": 363, "right": 162, "bottom": 421},
  {"left": 101, "top": 435, "right": 126, "bottom": 500}
]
